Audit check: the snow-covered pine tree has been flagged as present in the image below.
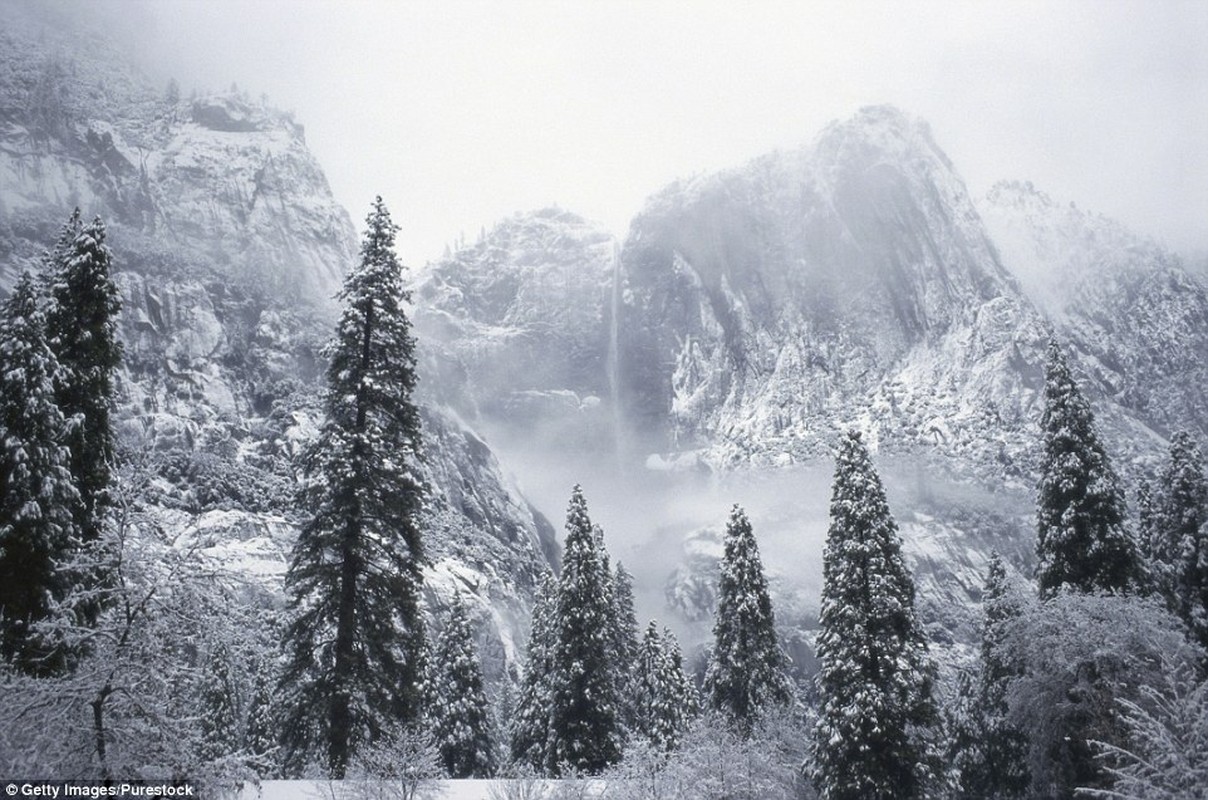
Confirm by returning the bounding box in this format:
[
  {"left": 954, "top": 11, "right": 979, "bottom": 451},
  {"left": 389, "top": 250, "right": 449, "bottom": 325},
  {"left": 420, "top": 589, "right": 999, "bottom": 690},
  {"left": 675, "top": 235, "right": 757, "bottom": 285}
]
[
  {"left": 1035, "top": 339, "right": 1142, "bottom": 597},
  {"left": 245, "top": 654, "right": 280, "bottom": 778},
  {"left": 1141, "top": 431, "right": 1208, "bottom": 652},
  {"left": 199, "top": 638, "right": 240, "bottom": 765},
  {"left": 951, "top": 553, "right": 1030, "bottom": 799},
  {"left": 663, "top": 627, "right": 699, "bottom": 725},
  {"left": 703, "top": 504, "right": 793, "bottom": 728},
  {"left": 635, "top": 622, "right": 672, "bottom": 752},
  {"left": 510, "top": 572, "right": 557, "bottom": 772},
  {"left": 634, "top": 621, "right": 696, "bottom": 753},
  {"left": 279, "top": 198, "right": 427, "bottom": 778},
  {"left": 44, "top": 210, "right": 122, "bottom": 546},
  {"left": 946, "top": 668, "right": 984, "bottom": 799},
  {"left": 0, "top": 272, "right": 80, "bottom": 675},
  {"left": 546, "top": 485, "right": 623, "bottom": 775},
  {"left": 612, "top": 562, "right": 640, "bottom": 734},
  {"left": 430, "top": 593, "right": 495, "bottom": 778},
  {"left": 812, "top": 430, "right": 938, "bottom": 800}
]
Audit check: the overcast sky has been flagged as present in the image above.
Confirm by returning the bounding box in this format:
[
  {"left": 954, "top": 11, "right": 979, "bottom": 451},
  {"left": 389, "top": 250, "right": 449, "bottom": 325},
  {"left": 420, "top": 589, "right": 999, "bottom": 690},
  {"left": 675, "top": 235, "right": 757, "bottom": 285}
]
[{"left": 126, "top": 0, "right": 1207, "bottom": 266}]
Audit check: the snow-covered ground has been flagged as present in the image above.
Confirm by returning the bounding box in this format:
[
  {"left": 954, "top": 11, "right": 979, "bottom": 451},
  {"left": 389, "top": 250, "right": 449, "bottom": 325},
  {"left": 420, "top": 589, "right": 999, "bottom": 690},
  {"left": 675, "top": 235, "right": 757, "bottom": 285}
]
[{"left": 238, "top": 779, "right": 607, "bottom": 799}]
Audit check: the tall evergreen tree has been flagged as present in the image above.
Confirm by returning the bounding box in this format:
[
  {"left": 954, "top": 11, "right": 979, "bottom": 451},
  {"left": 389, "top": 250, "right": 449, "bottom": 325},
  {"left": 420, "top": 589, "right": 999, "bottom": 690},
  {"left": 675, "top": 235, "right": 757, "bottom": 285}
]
[
  {"left": 811, "top": 431, "right": 938, "bottom": 800},
  {"left": 429, "top": 594, "right": 495, "bottom": 778},
  {"left": 198, "top": 638, "right": 240, "bottom": 764},
  {"left": 280, "top": 198, "right": 427, "bottom": 778},
  {"left": 663, "top": 628, "right": 699, "bottom": 724},
  {"left": 245, "top": 654, "right": 280, "bottom": 778},
  {"left": 951, "top": 553, "right": 1030, "bottom": 799},
  {"left": 0, "top": 272, "right": 80, "bottom": 674},
  {"left": 44, "top": 210, "right": 121, "bottom": 546},
  {"left": 1035, "top": 339, "right": 1142, "bottom": 596},
  {"left": 1142, "top": 431, "right": 1208, "bottom": 651},
  {"left": 634, "top": 621, "right": 696, "bottom": 753},
  {"left": 511, "top": 573, "right": 557, "bottom": 771},
  {"left": 703, "top": 504, "right": 793, "bottom": 728},
  {"left": 546, "top": 485, "right": 623, "bottom": 775}
]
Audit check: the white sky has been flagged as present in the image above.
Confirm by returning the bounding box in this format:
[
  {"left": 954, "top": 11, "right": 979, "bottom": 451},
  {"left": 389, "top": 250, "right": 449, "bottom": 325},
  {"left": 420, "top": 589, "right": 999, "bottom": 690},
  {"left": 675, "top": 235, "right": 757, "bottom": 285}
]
[{"left": 126, "top": 0, "right": 1208, "bottom": 266}]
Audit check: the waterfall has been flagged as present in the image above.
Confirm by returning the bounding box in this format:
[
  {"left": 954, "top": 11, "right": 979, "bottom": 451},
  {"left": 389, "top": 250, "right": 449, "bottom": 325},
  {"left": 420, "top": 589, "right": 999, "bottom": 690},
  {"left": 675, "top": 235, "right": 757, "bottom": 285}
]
[{"left": 607, "top": 241, "right": 624, "bottom": 468}]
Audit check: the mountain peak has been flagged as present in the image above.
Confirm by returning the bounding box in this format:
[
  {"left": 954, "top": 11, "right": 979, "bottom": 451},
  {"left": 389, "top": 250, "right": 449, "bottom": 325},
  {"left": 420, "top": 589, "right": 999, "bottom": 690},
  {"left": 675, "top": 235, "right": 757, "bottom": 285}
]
[
  {"left": 812, "top": 104, "right": 955, "bottom": 179},
  {"left": 842, "top": 103, "right": 922, "bottom": 134}
]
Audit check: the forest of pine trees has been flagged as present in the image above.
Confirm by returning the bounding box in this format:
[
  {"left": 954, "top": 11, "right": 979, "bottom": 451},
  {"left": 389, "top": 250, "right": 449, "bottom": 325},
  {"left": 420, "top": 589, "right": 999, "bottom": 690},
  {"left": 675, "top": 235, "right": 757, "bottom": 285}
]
[{"left": 3, "top": 205, "right": 1207, "bottom": 797}]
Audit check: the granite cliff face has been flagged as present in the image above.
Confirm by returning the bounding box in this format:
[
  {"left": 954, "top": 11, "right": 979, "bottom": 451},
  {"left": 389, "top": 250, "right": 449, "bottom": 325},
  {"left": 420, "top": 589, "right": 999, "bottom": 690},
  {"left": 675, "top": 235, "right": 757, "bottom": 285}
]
[
  {"left": 619, "top": 110, "right": 1205, "bottom": 653},
  {"left": 617, "top": 106, "right": 1047, "bottom": 476},
  {"left": 0, "top": 2, "right": 555, "bottom": 682},
  {"left": 0, "top": 2, "right": 350, "bottom": 302}
]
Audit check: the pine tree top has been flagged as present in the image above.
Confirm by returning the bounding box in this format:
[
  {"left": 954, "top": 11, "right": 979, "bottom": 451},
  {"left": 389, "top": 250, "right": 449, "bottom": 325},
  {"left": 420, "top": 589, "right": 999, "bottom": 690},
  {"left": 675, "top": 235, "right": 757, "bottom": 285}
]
[
  {"left": 823, "top": 431, "right": 916, "bottom": 607},
  {"left": 1, "top": 272, "right": 51, "bottom": 364},
  {"left": 565, "top": 484, "right": 592, "bottom": 542},
  {"left": 322, "top": 196, "right": 422, "bottom": 460},
  {"left": 979, "top": 551, "right": 1028, "bottom": 688},
  {"left": 718, "top": 504, "right": 768, "bottom": 588},
  {"left": 46, "top": 210, "right": 121, "bottom": 350},
  {"left": 643, "top": 619, "right": 660, "bottom": 641}
]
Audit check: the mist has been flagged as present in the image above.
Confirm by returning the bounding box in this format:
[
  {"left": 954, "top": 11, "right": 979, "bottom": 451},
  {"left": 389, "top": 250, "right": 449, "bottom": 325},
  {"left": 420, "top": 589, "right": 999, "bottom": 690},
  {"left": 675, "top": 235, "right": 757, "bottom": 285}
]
[
  {"left": 92, "top": 0, "right": 1208, "bottom": 265},
  {"left": 474, "top": 406, "right": 1033, "bottom": 656},
  {"left": 475, "top": 413, "right": 832, "bottom": 644}
]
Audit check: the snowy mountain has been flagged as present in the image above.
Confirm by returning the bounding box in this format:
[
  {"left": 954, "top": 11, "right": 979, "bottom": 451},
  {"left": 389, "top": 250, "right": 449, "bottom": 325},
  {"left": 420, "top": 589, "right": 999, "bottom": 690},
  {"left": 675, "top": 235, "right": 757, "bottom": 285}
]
[
  {"left": 981, "top": 180, "right": 1208, "bottom": 450},
  {"left": 411, "top": 207, "right": 619, "bottom": 456},
  {"left": 617, "top": 106, "right": 1047, "bottom": 475},
  {"left": 617, "top": 109, "right": 1206, "bottom": 653},
  {"left": 0, "top": 1, "right": 555, "bottom": 682},
  {"left": 419, "top": 105, "right": 1208, "bottom": 660}
]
